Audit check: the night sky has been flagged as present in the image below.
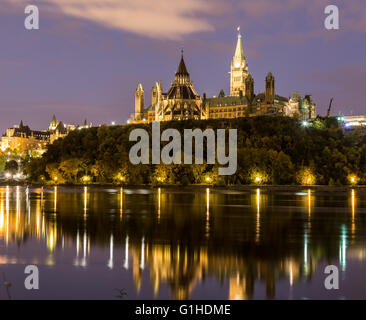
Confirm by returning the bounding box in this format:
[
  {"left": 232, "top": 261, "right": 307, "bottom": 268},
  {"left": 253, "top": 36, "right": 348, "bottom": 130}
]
[{"left": 0, "top": 0, "right": 365, "bottom": 134}]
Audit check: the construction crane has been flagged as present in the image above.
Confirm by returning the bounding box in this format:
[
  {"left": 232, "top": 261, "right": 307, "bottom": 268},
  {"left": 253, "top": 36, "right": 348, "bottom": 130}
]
[{"left": 327, "top": 98, "right": 334, "bottom": 117}]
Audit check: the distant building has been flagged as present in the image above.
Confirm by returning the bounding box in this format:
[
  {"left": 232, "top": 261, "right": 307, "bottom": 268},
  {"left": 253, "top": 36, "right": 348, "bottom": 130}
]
[
  {"left": 338, "top": 115, "right": 366, "bottom": 128},
  {"left": 48, "top": 115, "right": 77, "bottom": 144},
  {"left": 0, "top": 121, "right": 49, "bottom": 156},
  {"left": 0, "top": 115, "right": 89, "bottom": 156},
  {"left": 134, "top": 53, "right": 206, "bottom": 122},
  {"left": 131, "top": 29, "right": 316, "bottom": 123}
]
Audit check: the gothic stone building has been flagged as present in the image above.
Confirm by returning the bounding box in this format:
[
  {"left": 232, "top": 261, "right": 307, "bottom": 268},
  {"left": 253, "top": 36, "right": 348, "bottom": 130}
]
[
  {"left": 0, "top": 116, "right": 83, "bottom": 156},
  {"left": 132, "top": 31, "right": 316, "bottom": 123}
]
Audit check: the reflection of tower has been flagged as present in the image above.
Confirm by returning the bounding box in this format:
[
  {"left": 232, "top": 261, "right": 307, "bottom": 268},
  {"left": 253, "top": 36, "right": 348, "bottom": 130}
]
[
  {"left": 6, "top": 186, "right": 9, "bottom": 246},
  {"left": 339, "top": 225, "right": 347, "bottom": 272},
  {"left": 54, "top": 186, "right": 57, "bottom": 213},
  {"left": 351, "top": 190, "right": 356, "bottom": 237},
  {"left": 303, "top": 226, "right": 310, "bottom": 277},
  {"left": 229, "top": 274, "right": 254, "bottom": 300},
  {"left": 256, "top": 188, "right": 260, "bottom": 243},
  {"left": 133, "top": 250, "right": 143, "bottom": 294},
  {"left": 120, "top": 188, "right": 123, "bottom": 220},
  {"left": 140, "top": 237, "right": 145, "bottom": 270},
  {"left": 84, "top": 186, "right": 88, "bottom": 219},
  {"left": 230, "top": 27, "right": 249, "bottom": 96},
  {"left": 108, "top": 234, "right": 114, "bottom": 269},
  {"left": 307, "top": 189, "right": 312, "bottom": 231},
  {"left": 123, "top": 235, "right": 129, "bottom": 270},
  {"left": 265, "top": 273, "right": 276, "bottom": 300},
  {"left": 205, "top": 188, "right": 210, "bottom": 238},
  {"left": 157, "top": 188, "right": 161, "bottom": 222}
]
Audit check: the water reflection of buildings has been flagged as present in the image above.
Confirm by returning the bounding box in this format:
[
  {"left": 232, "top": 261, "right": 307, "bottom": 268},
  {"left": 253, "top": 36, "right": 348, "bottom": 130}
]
[{"left": 0, "top": 187, "right": 364, "bottom": 299}]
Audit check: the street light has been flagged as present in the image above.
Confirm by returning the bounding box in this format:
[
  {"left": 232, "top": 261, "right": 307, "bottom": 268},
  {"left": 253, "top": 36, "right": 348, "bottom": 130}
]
[{"left": 349, "top": 175, "right": 358, "bottom": 185}]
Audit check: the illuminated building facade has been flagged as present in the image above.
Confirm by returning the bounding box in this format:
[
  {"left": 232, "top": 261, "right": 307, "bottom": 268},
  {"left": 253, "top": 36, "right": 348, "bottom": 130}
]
[
  {"left": 0, "top": 115, "right": 82, "bottom": 156},
  {"left": 134, "top": 53, "right": 207, "bottom": 122},
  {"left": 131, "top": 30, "right": 316, "bottom": 123},
  {"left": 0, "top": 121, "right": 49, "bottom": 156}
]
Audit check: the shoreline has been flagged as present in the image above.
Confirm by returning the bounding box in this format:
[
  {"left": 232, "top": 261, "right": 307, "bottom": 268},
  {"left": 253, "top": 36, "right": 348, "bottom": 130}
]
[{"left": 1, "top": 181, "right": 365, "bottom": 192}]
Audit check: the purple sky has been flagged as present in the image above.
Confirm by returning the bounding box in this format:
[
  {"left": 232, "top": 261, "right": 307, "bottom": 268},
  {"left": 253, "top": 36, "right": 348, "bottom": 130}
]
[{"left": 0, "top": 0, "right": 365, "bottom": 134}]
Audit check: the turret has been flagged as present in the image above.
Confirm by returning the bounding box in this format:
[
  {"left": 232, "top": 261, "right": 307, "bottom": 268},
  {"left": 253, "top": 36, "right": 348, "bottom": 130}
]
[
  {"left": 174, "top": 51, "right": 190, "bottom": 85},
  {"left": 245, "top": 73, "right": 254, "bottom": 102},
  {"left": 152, "top": 82, "right": 162, "bottom": 106},
  {"left": 230, "top": 27, "right": 249, "bottom": 96},
  {"left": 135, "top": 84, "right": 144, "bottom": 120},
  {"left": 265, "top": 72, "right": 275, "bottom": 104},
  {"left": 49, "top": 115, "right": 58, "bottom": 131}
]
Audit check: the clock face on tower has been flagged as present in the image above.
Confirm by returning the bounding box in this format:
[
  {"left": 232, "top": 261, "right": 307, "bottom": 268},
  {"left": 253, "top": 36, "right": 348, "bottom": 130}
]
[{"left": 235, "top": 62, "right": 240, "bottom": 68}]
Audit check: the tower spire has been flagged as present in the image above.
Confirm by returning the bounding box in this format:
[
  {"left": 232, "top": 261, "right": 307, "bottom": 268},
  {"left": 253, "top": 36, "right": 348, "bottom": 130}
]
[
  {"left": 234, "top": 30, "right": 245, "bottom": 60},
  {"left": 176, "top": 53, "right": 189, "bottom": 76},
  {"left": 230, "top": 27, "right": 249, "bottom": 96}
]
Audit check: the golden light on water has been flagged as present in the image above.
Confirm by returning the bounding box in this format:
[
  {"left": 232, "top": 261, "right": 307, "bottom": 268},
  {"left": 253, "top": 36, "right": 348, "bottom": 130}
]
[
  {"left": 256, "top": 188, "right": 260, "bottom": 243},
  {"left": 120, "top": 188, "right": 124, "bottom": 219},
  {"left": 0, "top": 201, "right": 4, "bottom": 233},
  {"left": 108, "top": 234, "right": 114, "bottom": 269},
  {"left": 84, "top": 186, "right": 88, "bottom": 216},
  {"left": 351, "top": 189, "right": 356, "bottom": 237},
  {"left": 123, "top": 235, "right": 129, "bottom": 270},
  {"left": 16, "top": 186, "right": 20, "bottom": 233},
  {"left": 54, "top": 186, "right": 57, "bottom": 213},
  {"left": 0, "top": 185, "right": 364, "bottom": 299},
  {"left": 289, "top": 262, "right": 294, "bottom": 287},
  {"left": 205, "top": 188, "right": 210, "bottom": 238},
  {"left": 308, "top": 189, "right": 311, "bottom": 218},
  {"left": 157, "top": 188, "right": 161, "bottom": 222}
]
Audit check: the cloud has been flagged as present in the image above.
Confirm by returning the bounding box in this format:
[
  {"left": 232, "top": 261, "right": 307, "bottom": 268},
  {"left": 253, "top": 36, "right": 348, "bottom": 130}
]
[
  {"left": 7, "top": 0, "right": 222, "bottom": 40},
  {"left": 236, "top": 0, "right": 366, "bottom": 42}
]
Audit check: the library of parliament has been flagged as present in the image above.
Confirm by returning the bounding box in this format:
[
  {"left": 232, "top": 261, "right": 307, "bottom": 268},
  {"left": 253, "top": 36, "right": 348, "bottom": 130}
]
[{"left": 132, "top": 30, "right": 316, "bottom": 123}]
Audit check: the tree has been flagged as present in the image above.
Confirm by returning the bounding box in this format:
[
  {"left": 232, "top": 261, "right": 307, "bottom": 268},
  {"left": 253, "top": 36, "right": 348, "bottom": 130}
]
[
  {"left": 5, "top": 160, "right": 19, "bottom": 175},
  {"left": 0, "top": 155, "right": 6, "bottom": 174},
  {"left": 59, "top": 159, "right": 82, "bottom": 183}
]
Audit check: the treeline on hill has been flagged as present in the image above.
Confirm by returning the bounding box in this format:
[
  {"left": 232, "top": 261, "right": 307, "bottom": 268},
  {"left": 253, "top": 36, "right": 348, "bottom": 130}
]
[{"left": 25, "top": 117, "right": 366, "bottom": 186}]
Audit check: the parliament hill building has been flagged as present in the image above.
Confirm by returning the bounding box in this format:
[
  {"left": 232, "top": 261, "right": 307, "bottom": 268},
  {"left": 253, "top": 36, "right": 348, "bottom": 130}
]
[
  {"left": 0, "top": 116, "right": 90, "bottom": 156},
  {"left": 131, "top": 30, "right": 316, "bottom": 123}
]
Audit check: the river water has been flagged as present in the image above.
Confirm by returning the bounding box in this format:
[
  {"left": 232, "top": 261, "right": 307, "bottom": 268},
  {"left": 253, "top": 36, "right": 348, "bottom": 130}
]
[{"left": 0, "top": 186, "right": 365, "bottom": 300}]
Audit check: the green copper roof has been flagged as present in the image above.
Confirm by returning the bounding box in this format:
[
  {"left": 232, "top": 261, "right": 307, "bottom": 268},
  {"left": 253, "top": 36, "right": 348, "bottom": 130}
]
[
  {"left": 175, "top": 55, "right": 189, "bottom": 76},
  {"left": 234, "top": 34, "right": 245, "bottom": 60}
]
